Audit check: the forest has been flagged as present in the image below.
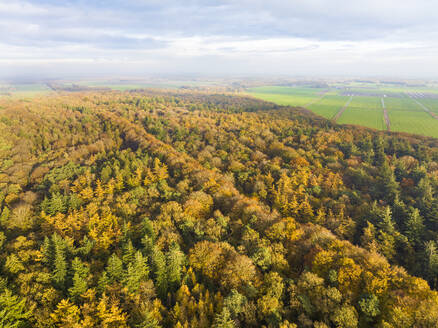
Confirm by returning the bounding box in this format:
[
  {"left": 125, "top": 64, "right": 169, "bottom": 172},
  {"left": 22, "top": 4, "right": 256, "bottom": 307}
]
[{"left": 0, "top": 90, "right": 438, "bottom": 327}]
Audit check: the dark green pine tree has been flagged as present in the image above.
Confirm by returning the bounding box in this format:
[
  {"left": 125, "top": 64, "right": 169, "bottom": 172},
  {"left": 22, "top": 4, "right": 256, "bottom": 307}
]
[
  {"left": 106, "top": 253, "right": 123, "bottom": 283},
  {"left": 68, "top": 257, "right": 89, "bottom": 301},
  {"left": 425, "top": 241, "right": 438, "bottom": 288},
  {"left": 360, "top": 135, "right": 374, "bottom": 163},
  {"left": 123, "top": 251, "right": 149, "bottom": 293},
  {"left": 373, "top": 136, "right": 386, "bottom": 167},
  {"left": 379, "top": 162, "right": 400, "bottom": 204},
  {"left": 122, "top": 239, "right": 136, "bottom": 266},
  {"left": 48, "top": 192, "right": 66, "bottom": 215},
  {"left": 137, "top": 310, "right": 161, "bottom": 328},
  {"left": 213, "top": 308, "right": 235, "bottom": 328},
  {"left": 41, "top": 236, "right": 54, "bottom": 266},
  {"left": 391, "top": 196, "right": 409, "bottom": 230},
  {"left": 416, "top": 177, "right": 434, "bottom": 209},
  {"left": 371, "top": 205, "right": 397, "bottom": 261},
  {"left": 0, "top": 289, "right": 32, "bottom": 328},
  {"left": 381, "top": 209, "right": 396, "bottom": 235},
  {"left": 75, "top": 236, "right": 94, "bottom": 256},
  {"left": 166, "top": 244, "right": 185, "bottom": 291},
  {"left": 51, "top": 234, "right": 67, "bottom": 288},
  {"left": 151, "top": 247, "right": 167, "bottom": 299},
  {"left": 141, "top": 217, "right": 156, "bottom": 256},
  {"left": 40, "top": 197, "right": 51, "bottom": 214},
  {"left": 404, "top": 208, "right": 425, "bottom": 250},
  {"left": 97, "top": 272, "right": 110, "bottom": 294}
]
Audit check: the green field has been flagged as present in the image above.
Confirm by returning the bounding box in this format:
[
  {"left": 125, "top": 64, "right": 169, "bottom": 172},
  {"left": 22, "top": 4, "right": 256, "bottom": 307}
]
[
  {"left": 307, "top": 95, "right": 350, "bottom": 119},
  {"left": 337, "top": 96, "right": 385, "bottom": 130},
  {"left": 248, "top": 85, "right": 438, "bottom": 138},
  {"left": 0, "top": 83, "right": 52, "bottom": 98},
  {"left": 246, "top": 86, "right": 323, "bottom": 107},
  {"left": 348, "top": 96, "right": 381, "bottom": 110},
  {"left": 380, "top": 86, "right": 438, "bottom": 94},
  {"left": 388, "top": 110, "right": 438, "bottom": 138},
  {"left": 338, "top": 108, "right": 386, "bottom": 130},
  {"left": 412, "top": 98, "right": 438, "bottom": 113},
  {"left": 384, "top": 96, "right": 422, "bottom": 112}
]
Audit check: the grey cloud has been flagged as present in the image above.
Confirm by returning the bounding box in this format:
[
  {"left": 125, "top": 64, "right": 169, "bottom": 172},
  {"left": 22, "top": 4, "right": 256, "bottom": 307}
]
[
  {"left": 5, "top": 0, "right": 438, "bottom": 44},
  {"left": 1, "top": 0, "right": 438, "bottom": 78}
]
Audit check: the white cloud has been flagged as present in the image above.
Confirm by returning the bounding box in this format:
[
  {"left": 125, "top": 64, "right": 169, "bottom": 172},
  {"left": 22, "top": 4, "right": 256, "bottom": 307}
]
[{"left": 0, "top": 0, "right": 438, "bottom": 78}]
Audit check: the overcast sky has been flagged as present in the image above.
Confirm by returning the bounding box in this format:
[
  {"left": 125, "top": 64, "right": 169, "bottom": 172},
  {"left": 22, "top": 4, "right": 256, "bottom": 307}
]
[{"left": 1, "top": 0, "right": 438, "bottom": 79}]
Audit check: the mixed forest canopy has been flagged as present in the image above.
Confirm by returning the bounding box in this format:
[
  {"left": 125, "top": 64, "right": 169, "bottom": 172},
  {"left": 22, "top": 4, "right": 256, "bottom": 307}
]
[{"left": 1, "top": 90, "right": 438, "bottom": 327}]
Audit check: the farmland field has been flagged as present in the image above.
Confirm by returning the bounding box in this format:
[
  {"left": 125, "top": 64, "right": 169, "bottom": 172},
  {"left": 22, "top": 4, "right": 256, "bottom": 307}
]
[
  {"left": 307, "top": 95, "right": 350, "bottom": 119},
  {"left": 388, "top": 110, "right": 438, "bottom": 138},
  {"left": 246, "top": 86, "right": 323, "bottom": 107},
  {"left": 337, "top": 108, "right": 386, "bottom": 130},
  {"left": 347, "top": 96, "right": 381, "bottom": 110},
  {"left": 413, "top": 98, "right": 438, "bottom": 113},
  {"left": 380, "top": 86, "right": 438, "bottom": 94},
  {"left": 384, "top": 96, "right": 423, "bottom": 112},
  {"left": 0, "top": 83, "right": 52, "bottom": 98},
  {"left": 247, "top": 85, "right": 438, "bottom": 138}
]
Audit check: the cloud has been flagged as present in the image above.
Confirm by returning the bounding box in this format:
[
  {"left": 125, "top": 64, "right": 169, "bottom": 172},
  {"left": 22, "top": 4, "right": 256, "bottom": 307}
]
[{"left": 0, "top": 0, "right": 438, "bottom": 78}]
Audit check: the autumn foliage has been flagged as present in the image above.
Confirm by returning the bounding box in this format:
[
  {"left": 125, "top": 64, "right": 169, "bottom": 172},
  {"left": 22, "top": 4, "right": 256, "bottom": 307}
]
[{"left": 0, "top": 90, "right": 438, "bottom": 327}]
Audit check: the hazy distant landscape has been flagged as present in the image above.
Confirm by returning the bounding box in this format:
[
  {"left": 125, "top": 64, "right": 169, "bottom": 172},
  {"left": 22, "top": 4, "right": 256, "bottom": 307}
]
[{"left": 3, "top": 78, "right": 438, "bottom": 138}]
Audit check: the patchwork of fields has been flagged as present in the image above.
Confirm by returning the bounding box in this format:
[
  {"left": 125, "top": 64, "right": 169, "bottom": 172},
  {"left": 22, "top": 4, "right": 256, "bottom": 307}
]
[
  {"left": 247, "top": 85, "right": 438, "bottom": 138},
  {"left": 0, "top": 80, "right": 216, "bottom": 97},
  {"left": 2, "top": 82, "right": 438, "bottom": 139},
  {"left": 0, "top": 83, "right": 52, "bottom": 98}
]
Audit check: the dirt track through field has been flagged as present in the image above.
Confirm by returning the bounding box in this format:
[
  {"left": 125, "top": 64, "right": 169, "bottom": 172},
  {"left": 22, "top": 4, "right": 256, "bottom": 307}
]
[
  {"left": 332, "top": 95, "right": 353, "bottom": 122},
  {"left": 305, "top": 89, "right": 330, "bottom": 107},
  {"left": 381, "top": 98, "right": 391, "bottom": 131},
  {"left": 407, "top": 93, "right": 438, "bottom": 120}
]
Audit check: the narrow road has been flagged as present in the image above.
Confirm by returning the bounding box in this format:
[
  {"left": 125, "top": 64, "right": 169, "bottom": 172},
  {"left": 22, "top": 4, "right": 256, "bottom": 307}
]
[
  {"left": 305, "top": 89, "right": 330, "bottom": 107},
  {"left": 332, "top": 95, "right": 353, "bottom": 122},
  {"left": 406, "top": 93, "right": 438, "bottom": 119},
  {"left": 381, "top": 97, "right": 391, "bottom": 131}
]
